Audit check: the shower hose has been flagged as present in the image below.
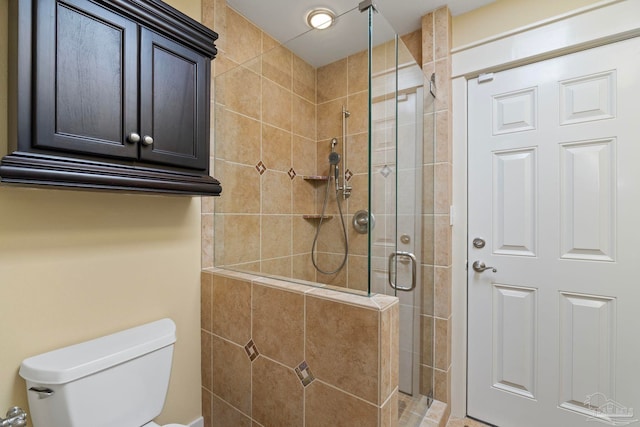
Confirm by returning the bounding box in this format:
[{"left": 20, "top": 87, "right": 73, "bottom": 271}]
[{"left": 310, "top": 165, "right": 349, "bottom": 275}]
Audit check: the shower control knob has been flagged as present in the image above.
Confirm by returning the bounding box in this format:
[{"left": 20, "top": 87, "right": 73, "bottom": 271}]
[{"left": 352, "top": 210, "right": 373, "bottom": 234}]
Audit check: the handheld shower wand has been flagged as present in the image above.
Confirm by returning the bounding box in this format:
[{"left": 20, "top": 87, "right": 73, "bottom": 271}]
[
  {"left": 329, "top": 138, "right": 341, "bottom": 190},
  {"left": 328, "top": 151, "right": 340, "bottom": 183},
  {"left": 311, "top": 137, "right": 349, "bottom": 275}
]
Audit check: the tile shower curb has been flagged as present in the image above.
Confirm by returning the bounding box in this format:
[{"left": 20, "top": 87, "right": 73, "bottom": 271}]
[
  {"left": 202, "top": 267, "right": 397, "bottom": 310},
  {"left": 420, "top": 400, "right": 450, "bottom": 427}
]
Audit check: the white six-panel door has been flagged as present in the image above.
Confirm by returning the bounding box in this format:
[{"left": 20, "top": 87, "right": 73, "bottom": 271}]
[{"left": 468, "top": 37, "right": 640, "bottom": 426}]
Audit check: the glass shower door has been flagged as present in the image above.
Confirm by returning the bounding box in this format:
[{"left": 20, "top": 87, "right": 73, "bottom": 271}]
[
  {"left": 367, "top": 5, "right": 434, "bottom": 416},
  {"left": 366, "top": 1, "right": 399, "bottom": 293}
]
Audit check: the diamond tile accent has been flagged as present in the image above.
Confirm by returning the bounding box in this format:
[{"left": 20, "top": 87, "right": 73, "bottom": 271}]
[
  {"left": 288, "top": 168, "right": 297, "bottom": 180},
  {"left": 295, "top": 361, "right": 315, "bottom": 387},
  {"left": 244, "top": 339, "right": 259, "bottom": 361},
  {"left": 344, "top": 169, "right": 353, "bottom": 182},
  {"left": 380, "top": 165, "right": 392, "bottom": 178},
  {"left": 255, "top": 161, "right": 267, "bottom": 175}
]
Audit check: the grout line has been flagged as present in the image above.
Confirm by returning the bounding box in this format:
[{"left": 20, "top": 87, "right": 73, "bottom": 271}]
[
  {"left": 211, "top": 332, "right": 247, "bottom": 349},
  {"left": 259, "top": 62, "right": 264, "bottom": 279},
  {"left": 303, "top": 291, "right": 307, "bottom": 426},
  {"left": 313, "top": 378, "right": 380, "bottom": 408},
  {"left": 250, "top": 162, "right": 257, "bottom": 420},
  {"left": 211, "top": 392, "right": 253, "bottom": 422},
  {"left": 290, "top": 59, "right": 295, "bottom": 280}
]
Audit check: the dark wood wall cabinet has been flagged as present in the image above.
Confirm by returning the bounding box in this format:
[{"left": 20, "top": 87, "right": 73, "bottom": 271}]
[{"left": 3, "top": 0, "right": 221, "bottom": 196}]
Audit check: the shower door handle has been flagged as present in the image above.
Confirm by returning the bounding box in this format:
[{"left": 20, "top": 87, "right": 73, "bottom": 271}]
[{"left": 388, "top": 251, "right": 417, "bottom": 291}]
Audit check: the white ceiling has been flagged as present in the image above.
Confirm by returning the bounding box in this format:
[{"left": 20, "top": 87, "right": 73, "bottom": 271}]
[{"left": 226, "top": 0, "right": 494, "bottom": 67}]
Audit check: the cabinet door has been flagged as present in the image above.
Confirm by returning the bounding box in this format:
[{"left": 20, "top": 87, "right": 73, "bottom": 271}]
[
  {"left": 139, "top": 28, "right": 209, "bottom": 170},
  {"left": 35, "top": 0, "right": 139, "bottom": 159}
]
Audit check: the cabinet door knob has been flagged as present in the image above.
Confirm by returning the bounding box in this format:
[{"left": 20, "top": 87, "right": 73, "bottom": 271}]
[
  {"left": 142, "top": 135, "right": 154, "bottom": 146},
  {"left": 127, "top": 132, "right": 141, "bottom": 144}
]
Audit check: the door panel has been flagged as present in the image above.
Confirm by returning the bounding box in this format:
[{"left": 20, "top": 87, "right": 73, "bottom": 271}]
[
  {"left": 559, "top": 292, "right": 616, "bottom": 415},
  {"left": 468, "top": 37, "right": 640, "bottom": 427},
  {"left": 559, "top": 139, "right": 616, "bottom": 261},
  {"left": 492, "top": 148, "right": 537, "bottom": 256},
  {"left": 35, "top": 0, "right": 138, "bottom": 158},
  {"left": 492, "top": 284, "right": 537, "bottom": 400},
  {"left": 140, "top": 29, "right": 209, "bottom": 170}
]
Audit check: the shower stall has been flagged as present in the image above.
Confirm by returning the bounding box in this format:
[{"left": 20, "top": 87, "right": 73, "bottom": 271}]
[{"left": 213, "top": 2, "right": 436, "bottom": 423}]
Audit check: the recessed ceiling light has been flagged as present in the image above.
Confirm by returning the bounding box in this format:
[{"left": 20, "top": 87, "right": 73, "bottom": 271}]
[{"left": 306, "top": 8, "right": 335, "bottom": 30}]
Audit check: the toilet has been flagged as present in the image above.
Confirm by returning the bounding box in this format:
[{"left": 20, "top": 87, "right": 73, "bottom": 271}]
[{"left": 19, "top": 319, "right": 188, "bottom": 427}]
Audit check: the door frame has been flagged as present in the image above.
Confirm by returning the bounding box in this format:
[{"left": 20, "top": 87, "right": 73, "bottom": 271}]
[{"left": 450, "top": 0, "right": 640, "bottom": 418}]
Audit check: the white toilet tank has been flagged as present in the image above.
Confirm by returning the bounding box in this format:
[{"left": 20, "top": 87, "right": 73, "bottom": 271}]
[{"left": 19, "top": 319, "right": 176, "bottom": 427}]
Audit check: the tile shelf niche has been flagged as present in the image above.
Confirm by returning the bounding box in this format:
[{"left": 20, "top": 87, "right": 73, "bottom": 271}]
[
  {"left": 302, "top": 177, "right": 333, "bottom": 220},
  {"left": 302, "top": 176, "right": 330, "bottom": 181},
  {"left": 302, "top": 214, "right": 334, "bottom": 220}
]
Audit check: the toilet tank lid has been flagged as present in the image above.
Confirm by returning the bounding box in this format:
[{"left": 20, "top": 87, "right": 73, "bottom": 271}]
[{"left": 19, "top": 318, "right": 176, "bottom": 385}]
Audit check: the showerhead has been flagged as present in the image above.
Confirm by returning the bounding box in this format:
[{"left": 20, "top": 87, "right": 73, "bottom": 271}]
[{"left": 328, "top": 151, "right": 341, "bottom": 165}]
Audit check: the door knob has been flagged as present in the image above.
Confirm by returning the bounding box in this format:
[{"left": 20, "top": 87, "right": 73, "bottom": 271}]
[
  {"left": 472, "top": 260, "right": 497, "bottom": 273},
  {"left": 142, "top": 135, "right": 154, "bottom": 146}
]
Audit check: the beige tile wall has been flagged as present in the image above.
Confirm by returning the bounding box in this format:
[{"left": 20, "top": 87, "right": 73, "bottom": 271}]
[
  {"left": 204, "top": 0, "right": 381, "bottom": 292},
  {"left": 201, "top": 269, "right": 399, "bottom": 427},
  {"left": 202, "top": 2, "right": 318, "bottom": 284},
  {"left": 202, "top": 0, "right": 452, "bottom": 420},
  {"left": 421, "top": 8, "right": 453, "bottom": 407},
  {"left": 314, "top": 50, "right": 371, "bottom": 291}
]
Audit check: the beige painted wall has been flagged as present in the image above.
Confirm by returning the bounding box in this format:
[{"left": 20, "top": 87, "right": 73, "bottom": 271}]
[
  {"left": 452, "top": 0, "right": 602, "bottom": 47},
  {"left": 0, "top": 0, "right": 203, "bottom": 425}
]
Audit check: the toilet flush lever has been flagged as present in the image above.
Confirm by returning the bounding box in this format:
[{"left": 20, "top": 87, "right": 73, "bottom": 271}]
[
  {"left": 0, "top": 406, "right": 27, "bottom": 427},
  {"left": 28, "top": 387, "right": 54, "bottom": 399}
]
